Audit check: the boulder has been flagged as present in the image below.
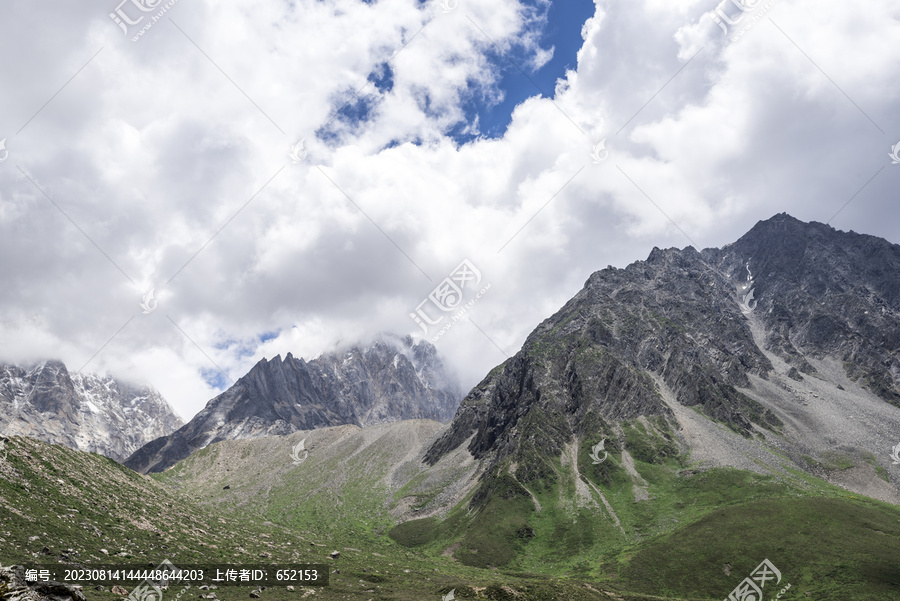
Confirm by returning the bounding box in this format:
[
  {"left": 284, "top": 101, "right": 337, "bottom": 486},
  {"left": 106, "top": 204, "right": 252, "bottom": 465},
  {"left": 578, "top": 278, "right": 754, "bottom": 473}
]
[{"left": 0, "top": 565, "right": 86, "bottom": 601}]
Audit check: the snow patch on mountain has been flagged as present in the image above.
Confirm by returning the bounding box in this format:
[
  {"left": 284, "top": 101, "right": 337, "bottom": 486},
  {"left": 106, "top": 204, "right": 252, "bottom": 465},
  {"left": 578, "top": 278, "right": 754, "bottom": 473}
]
[{"left": 0, "top": 360, "right": 183, "bottom": 462}]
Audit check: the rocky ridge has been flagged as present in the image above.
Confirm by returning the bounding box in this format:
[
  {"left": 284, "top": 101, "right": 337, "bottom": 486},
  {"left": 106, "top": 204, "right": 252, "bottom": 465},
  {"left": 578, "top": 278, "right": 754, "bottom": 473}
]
[
  {"left": 126, "top": 334, "right": 462, "bottom": 474},
  {"left": 704, "top": 213, "right": 900, "bottom": 404}
]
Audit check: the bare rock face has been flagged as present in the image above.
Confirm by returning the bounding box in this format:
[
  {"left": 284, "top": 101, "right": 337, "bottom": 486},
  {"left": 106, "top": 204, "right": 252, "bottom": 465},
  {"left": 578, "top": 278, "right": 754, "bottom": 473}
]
[
  {"left": 0, "top": 361, "right": 183, "bottom": 462},
  {"left": 425, "top": 214, "right": 900, "bottom": 496},
  {"left": 0, "top": 565, "right": 86, "bottom": 601},
  {"left": 126, "top": 334, "right": 462, "bottom": 473},
  {"left": 703, "top": 213, "right": 900, "bottom": 404}
]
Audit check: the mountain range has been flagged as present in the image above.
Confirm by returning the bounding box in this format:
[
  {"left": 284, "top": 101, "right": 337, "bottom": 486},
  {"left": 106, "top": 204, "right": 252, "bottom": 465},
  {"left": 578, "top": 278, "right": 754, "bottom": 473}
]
[
  {"left": 0, "top": 360, "right": 182, "bottom": 462},
  {"left": 3, "top": 213, "right": 900, "bottom": 600}
]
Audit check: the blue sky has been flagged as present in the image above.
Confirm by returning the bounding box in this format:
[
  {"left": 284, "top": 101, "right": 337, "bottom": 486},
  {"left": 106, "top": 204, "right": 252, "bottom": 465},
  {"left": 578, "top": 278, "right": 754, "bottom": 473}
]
[
  {"left": 452, "top": 0, "right": 595, "bottom": 142},
  {"left": 323, "top": 0, "right": 596, "bottom": 147}
]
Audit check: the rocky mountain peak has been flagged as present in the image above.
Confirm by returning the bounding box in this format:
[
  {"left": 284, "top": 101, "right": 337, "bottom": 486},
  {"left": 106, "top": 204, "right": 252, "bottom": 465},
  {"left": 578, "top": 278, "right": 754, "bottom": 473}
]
[
  {"left": 425, "top": 214, "right": 900, "bottom": 507},
  {"left": 125, "top": 335, "right": 463, "bottom": 473}
]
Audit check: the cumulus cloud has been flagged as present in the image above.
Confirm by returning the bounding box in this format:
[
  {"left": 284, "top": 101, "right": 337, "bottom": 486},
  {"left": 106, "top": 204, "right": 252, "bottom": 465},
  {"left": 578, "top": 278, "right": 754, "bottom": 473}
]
[{"left": 0, "top": 0, "right": 897, "bottom": 419}]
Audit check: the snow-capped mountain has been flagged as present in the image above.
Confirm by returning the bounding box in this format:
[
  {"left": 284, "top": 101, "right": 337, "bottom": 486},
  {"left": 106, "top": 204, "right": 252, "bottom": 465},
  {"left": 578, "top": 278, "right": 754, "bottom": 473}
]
[{"left": 0, "top": 360, "right": 183, "bottom": 462}]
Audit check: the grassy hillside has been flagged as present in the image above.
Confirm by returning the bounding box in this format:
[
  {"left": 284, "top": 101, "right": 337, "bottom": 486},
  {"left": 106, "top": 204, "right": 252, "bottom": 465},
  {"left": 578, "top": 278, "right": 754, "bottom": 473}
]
[
  {"left": 0, "top": 435, "right": 307, "bottom": 566},
  {"left": 148, "top": 416, "right": 900, "bottom": 599},
  {"left": 389, "top": 415, "right": 900, "bottom": 599},
  {"left": 617, "top": 496, "right": 900, "bottom": 600},
  {"left": 3, "top": 420, "right": 900, "bottom": 600},
  {"left": 0, "top": 434, "right": 622, "bottom": 600}
]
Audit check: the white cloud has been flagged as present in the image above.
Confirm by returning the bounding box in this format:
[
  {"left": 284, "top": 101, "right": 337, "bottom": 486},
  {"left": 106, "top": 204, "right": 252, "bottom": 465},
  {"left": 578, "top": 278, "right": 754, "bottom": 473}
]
[{"left": 0, "top": 0, "right": 897, "bottom": 420}]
